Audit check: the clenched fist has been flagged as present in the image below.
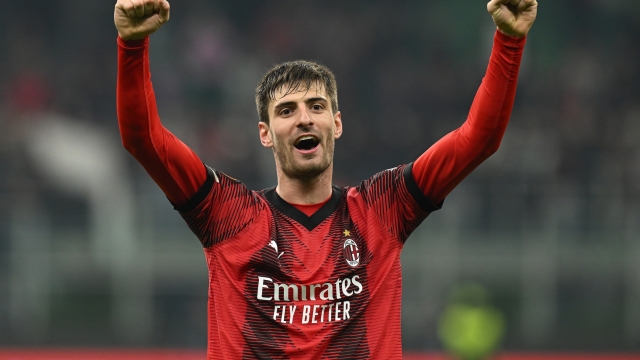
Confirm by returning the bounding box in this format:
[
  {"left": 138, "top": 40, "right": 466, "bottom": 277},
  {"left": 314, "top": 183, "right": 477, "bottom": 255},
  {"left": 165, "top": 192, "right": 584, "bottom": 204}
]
[
  {"left": 488, "top": 0, "right": 538, "bottom": 38},
  {"left": 115, "top": 0, "right": 170, "bottom": 40}
]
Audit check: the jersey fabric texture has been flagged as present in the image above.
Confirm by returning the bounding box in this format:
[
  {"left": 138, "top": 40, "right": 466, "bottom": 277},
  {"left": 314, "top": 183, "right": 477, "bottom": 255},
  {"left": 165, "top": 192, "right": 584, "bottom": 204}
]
[
  {"left": 178, "top": 164, "right": 438, "bottom": 359},
  {"left": 116, "top": 30, "right": 525, "bottom": 359}
]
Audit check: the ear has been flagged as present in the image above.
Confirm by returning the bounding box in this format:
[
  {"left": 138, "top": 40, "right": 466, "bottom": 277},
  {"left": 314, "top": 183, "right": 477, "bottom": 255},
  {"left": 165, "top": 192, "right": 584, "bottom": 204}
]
[
  {"left": 333, "top": 111, "right": 343, "bottom": 139},
  {"left": 259, "top": 121, "right": 273, "bottom": 148}
]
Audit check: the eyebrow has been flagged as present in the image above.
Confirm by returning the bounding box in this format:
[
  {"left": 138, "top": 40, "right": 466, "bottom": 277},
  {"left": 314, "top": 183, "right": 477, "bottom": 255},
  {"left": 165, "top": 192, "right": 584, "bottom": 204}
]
[{"left": 272, "top": 97, "right": 328, "bottom": 114}]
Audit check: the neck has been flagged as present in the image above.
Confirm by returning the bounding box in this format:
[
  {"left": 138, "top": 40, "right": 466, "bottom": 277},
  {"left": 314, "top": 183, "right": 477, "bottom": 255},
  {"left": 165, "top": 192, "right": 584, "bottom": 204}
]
[{"left": 275, "top": 164, "right": 334, "bottom": 205}]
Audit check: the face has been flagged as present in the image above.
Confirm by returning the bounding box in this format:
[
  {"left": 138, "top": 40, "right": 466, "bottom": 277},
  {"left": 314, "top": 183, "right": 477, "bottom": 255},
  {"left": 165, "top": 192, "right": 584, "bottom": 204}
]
[{"left": 259, "top": 84, "right": 342, "bottom": 181}]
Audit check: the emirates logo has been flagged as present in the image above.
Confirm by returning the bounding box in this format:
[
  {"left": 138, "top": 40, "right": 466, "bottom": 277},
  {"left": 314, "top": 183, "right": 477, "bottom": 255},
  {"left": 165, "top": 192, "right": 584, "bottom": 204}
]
[{"left": 343, "top": 239, "right": 360, "bottom": 267}]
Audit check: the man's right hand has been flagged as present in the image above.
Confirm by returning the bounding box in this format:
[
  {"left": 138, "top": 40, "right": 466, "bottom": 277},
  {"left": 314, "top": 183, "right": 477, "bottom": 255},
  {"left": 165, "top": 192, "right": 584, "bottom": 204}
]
[{"left": 115, "top": 0, "right": 170, "bottom": 40}]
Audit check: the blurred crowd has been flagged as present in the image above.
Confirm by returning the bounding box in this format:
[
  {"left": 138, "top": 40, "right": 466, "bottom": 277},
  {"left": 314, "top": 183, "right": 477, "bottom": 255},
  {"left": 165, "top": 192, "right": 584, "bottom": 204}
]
[{"left": 1, "top": 0, "right": 639, "bottom": 352}]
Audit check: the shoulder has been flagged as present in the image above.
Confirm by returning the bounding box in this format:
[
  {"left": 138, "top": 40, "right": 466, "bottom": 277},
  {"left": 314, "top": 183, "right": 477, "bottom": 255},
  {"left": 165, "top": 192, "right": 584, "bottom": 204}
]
[
  {"left": 351, "top": 163, "right": 440, "bottom": 213},
  {"left": 354, "top": 164, "right": 409, "bottom": 196},
  {"left": 177, "top": 166, "right": 267, "bottom": 215}
]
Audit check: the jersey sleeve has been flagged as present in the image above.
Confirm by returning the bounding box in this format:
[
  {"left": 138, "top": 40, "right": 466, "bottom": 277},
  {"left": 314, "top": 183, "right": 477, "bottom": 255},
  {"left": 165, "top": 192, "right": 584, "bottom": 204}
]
[
  {"left": 356, "top": 164, "right": 440, "bottom": 243},
  {"left": 177, "top": 166, "right": 265, "bottom": 248},
  {"left": 117, "top": 37, "right": 262, "bottom": 248},
  {"left": 116, "top": 36, "right": 207, "bottom": 207},
  {"left": 412, "top": 31, "right": 526, "bottom": 205}
]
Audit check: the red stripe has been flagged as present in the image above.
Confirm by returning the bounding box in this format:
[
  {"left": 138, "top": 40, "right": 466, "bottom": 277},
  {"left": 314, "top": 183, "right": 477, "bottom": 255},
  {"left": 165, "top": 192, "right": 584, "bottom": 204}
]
[
  {"left": 0, "top": 350, "right": 204, "bottom": 360},
  {"left": 0, "top": 351, "right": 637, "bottom": 360}
]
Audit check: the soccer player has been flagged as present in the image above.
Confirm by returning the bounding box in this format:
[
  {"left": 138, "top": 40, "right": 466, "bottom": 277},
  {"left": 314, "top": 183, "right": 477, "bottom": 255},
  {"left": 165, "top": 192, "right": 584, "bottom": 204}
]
[{"left": 115, "top": 0, "right": 537, "bottom": 358}]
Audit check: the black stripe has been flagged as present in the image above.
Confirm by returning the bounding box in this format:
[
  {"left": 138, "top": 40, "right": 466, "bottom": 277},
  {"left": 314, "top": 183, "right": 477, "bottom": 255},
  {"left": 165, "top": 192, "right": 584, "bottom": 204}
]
[
  {"left": 403, "top": 162, "right": 442, "bottom": 212},
  {"left": 175, "top": 164, "right": 215, "bottom": 213},
  {"left": 264, "top": 186, "right": 344, "bottom": 231}
]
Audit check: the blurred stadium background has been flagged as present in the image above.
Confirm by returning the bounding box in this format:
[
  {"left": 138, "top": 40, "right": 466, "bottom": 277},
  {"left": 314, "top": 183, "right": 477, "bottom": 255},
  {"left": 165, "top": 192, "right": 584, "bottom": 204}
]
[{"left": 1, "top": 0, "right": 639, "bottom": 358}]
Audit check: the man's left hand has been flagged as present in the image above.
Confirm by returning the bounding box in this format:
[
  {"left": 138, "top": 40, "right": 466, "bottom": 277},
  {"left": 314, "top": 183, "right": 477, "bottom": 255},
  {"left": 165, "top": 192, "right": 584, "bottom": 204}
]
[{"left": 487, "top": 0, "right": 538, "bottom": 38}]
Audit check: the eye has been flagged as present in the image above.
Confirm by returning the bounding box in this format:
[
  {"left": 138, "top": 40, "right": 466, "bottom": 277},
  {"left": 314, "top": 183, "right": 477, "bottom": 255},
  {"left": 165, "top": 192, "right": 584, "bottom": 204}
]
[
  {"left": 311, "top": 104, "right": 324, "bottom": 111},
  {"left": 279, "top": 108, "right": 293, "bottom": 116}
]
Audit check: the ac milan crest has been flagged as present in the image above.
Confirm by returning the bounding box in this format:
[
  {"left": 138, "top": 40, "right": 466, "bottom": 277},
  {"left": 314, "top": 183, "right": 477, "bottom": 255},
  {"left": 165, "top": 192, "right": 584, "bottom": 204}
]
[{"left": 343, "top": 239, "right": 360, "bottom": 267}]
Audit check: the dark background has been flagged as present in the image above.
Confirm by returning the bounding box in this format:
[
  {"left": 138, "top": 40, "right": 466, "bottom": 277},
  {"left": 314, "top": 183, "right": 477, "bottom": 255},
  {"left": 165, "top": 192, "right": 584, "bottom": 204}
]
[{"left": 1, "top": 0, "right": 639, "bottom": 352}]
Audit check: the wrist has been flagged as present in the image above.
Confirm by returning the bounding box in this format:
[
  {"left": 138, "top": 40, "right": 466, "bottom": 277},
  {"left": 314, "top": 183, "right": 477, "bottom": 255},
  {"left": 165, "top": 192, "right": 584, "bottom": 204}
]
[
  {"left": 118, "top": 31, "right": 149, "bottom": 40},
  {"left": 494, "top": 29, "right": 527, "bottom": 52},
  {"left": 117, "top": 35, "right": 148, "bottom": 48},
  {"left": 496, "top": 27, "right": 526, "bottom": 40}
]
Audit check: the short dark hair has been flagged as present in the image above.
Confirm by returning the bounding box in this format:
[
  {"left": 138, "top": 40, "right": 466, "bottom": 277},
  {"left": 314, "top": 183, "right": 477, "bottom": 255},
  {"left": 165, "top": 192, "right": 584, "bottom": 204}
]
[{"left": 255, "top": 60, "right": 338, "bottom": 125}]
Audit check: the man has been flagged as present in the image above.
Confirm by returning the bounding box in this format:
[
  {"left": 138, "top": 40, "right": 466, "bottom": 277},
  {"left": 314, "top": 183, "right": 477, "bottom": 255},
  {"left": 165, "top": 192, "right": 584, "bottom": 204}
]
[{"left": 115, "top": 0, "right": 537, "bottom": 358}]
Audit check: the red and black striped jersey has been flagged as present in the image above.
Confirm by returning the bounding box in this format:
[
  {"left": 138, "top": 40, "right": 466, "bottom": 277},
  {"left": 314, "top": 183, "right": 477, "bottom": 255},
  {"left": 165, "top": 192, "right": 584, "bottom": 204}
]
[
  {"left": 178, "top": 164, "right": 439, "bottom": 359},
  {"left": 116, "top": 30, "right": 525, "bottom": 360}
]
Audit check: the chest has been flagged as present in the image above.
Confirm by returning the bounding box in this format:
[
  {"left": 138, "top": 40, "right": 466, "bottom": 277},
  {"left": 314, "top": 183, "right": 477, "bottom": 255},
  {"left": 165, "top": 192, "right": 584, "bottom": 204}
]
[{"left": 263, "top": 207, "right": 370, "bottom": 284}]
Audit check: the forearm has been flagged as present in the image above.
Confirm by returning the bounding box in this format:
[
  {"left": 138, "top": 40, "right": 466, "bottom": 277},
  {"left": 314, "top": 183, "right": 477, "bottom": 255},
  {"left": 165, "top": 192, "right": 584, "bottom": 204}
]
[
  {"left": 413, "top": 31, "right": 526, "bottom": 204},
  {"left": 117, "top": 36, "right": 206, "bottom": 206},
  {"left": 463, "top": 31, "right": 525, "bottom": 154}
]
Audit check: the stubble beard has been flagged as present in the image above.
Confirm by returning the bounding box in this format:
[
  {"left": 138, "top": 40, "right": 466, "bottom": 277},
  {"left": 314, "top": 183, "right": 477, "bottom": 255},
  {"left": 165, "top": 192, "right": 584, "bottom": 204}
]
[{"left": 273, "top": 134, "right": 335, "bottom": 182}]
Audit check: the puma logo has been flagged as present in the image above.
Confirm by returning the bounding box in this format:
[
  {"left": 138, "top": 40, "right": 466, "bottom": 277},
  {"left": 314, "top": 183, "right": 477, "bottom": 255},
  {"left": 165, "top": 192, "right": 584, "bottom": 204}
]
[{"left": 269, "top": 241, "right": 284, "bottom": 258}]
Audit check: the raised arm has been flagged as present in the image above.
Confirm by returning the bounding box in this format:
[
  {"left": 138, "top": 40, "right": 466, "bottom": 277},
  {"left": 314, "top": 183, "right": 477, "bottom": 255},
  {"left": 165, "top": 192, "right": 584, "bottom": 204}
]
[
  {"left": 115, "top": 0, "right": 207, "bottom": 207},
  {"left": 412, "top": 0, "right": 538, "bottom": 205}
]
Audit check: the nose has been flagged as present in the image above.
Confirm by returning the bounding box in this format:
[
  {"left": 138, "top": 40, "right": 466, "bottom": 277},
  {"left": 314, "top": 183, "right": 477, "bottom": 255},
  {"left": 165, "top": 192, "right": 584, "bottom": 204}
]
[{"left": 297, "top": 106, "right": 313, "bottom": 127}]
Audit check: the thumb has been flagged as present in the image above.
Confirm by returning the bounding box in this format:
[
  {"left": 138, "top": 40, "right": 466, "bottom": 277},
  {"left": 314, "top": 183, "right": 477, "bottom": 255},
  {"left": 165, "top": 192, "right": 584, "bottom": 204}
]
[
  {"left": 487, "top": 0, "right": 505, "bottom": 15},
  {"left": 159, "top": 0, "right": 170, "bottom": 22}
]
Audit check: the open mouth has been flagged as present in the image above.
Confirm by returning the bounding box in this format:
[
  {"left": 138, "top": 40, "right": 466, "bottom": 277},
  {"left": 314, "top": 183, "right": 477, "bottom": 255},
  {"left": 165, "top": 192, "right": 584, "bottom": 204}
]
[{"left": 294, "top": 135, "right": 320, "bottom": 151}]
